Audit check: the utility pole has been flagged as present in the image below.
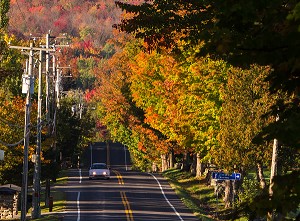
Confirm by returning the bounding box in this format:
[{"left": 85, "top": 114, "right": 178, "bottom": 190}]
[
  {"left": 42, "top": 33, "right": 69, "bottom": 124},
  {"left": 55, "top": 65, "right": 61, "bottom": 108},
  {"left": 9, "top": 43, "right": 55, "bottom": 220},
  {"left": 45, "top": 33, "right": 51, "bottom": 124},
  {"left": 32, "top": 33, "right": 69, "bottom": 217},
  {"left": 9, "top": 42, "right": 34, "bottom": 221},
  {"left": 22, "top": 44, "right": 33, "bottom": 221},
  {"left": 31, "top": 49, "right": 43, "bottom": 219},
  {"left": 32, "top": 45, "right": 55, "bottom": 219}
]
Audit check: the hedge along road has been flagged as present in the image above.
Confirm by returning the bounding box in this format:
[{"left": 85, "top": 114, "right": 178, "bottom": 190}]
[{"left": 61, "top": 142, "right": 200, "bottom": 221}]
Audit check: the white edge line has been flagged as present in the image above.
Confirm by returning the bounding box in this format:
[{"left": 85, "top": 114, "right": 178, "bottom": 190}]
[
  {"left": 149, "top": 173, "right": 184, "bottom": 221},
  {"left": 77, "top": 192, "right": 81, "bottom": 221}
]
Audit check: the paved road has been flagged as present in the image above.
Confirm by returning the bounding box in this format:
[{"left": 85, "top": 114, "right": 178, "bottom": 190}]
[{"left": 62, "top": 142, "right": 200, "bottom": 221}]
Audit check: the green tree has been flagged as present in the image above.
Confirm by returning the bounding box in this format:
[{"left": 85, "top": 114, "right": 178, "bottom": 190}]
[
  {"left": 0, "top": 89, "right": 37, "bottom": 185},
  {"left": 129, "top": 48, "right": 228, "bottom": 172},
  {"left": 76, "top": 57, "right": 97, "bottom": 90},
  {"left": 216, "top": 66, "right": 275, "bottom": 172},
  {"left": 115, "top": 0, "right": 300, "bottom": 149},
  {"left": 0, "top": 0, "right": 9, "bottom": 29},
  {"left": 0, "top": 31, "right": 23, "bottom": 95},
  {"left": 115, "top": 0, "right": 300, "bottom": 216},
  {"left": 90, "top": 36, "right": 173, "bottom": 171},
  {"left": 56, "top": 90, "right": 94, "bottom": 166}
]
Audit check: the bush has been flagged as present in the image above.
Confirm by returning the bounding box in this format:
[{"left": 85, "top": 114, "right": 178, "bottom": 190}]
[{"left": 237, "top": 177, "right": 261, "bottom": 206}]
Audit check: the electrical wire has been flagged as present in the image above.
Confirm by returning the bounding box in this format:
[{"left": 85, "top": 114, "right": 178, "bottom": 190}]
[
  {"left": 0, "top": 131, "right": 29, "bottom": 147},
  {"left": 0, "top": 117, "right": 23, "bottom": 128}
]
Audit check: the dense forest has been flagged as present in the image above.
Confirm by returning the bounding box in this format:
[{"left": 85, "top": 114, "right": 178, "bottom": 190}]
[
  {"left": 9, "top": 0, "right": 122, "bottom": 46},
  {"left": 0, "top": 0, "right": 299, "bottom": 220}
]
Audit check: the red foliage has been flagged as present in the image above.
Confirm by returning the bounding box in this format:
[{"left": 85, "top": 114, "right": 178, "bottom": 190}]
[
  {"left": 52, "top": 5, "right": 64, "bottom": 12},
  {"left": 54, "top": 15, "right": 68, "bottom": 30},
  {"left": 99, "top": 2, "right": 106, "bottom": 10},
  {"left": 96, "top": 120, "right": 109, "bottom": 139},
  {"left": 85, "top": 89, "right": 96, "bottom": 102},
  {"left": 28, "top": 6, "right": 44, "bottom": 13},
  {"left": 83, "top": 40, "right": 93, "bottom": 50},
  {"left": 9, "top": 0, "right": 121, "bottom": 47},
  {"left": 73, "top": 6, "right": 82, "bottom": 12}
]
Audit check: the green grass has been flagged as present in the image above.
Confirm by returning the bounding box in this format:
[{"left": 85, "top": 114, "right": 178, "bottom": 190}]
[
  {"left": 53, "top": 170, "right": 68, "bottom": 185},
  {"left": 163, "top": 168, "right": 217, "bottom": 221},
  {"left": 162, "top": 169, "right": 292, "bottom": 221},
  {"left": 3, "top": 169, "right": 68, "bottom": 221},
  {"left": 28, "top": 170, "right": 68, "bottom": 220}
]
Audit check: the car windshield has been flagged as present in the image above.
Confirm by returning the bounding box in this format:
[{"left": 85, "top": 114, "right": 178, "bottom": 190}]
[{"left": 91, "top": 164, "right": 107, "bottom": 169}]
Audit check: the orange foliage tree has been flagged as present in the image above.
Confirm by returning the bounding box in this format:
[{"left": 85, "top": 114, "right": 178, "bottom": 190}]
[
  {"left": 129, "top": 47, "right": 229, "bottom": 172},
  {"left": 89, "top": 33, "right": 172, "bottom": 171},
  {"left": 0, "top": 89, "right": 37, "bottom": 185}
]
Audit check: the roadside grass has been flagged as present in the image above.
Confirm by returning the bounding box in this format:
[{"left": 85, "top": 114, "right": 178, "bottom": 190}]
[
  {"left": 163, "top": 169, "right": 300, "bottom": 221},
  {"left": 28, "top": 170, "right": 68, "bottom": 220},
  {"left": 163, "top": 168, "right": 217, "bottom": 221}
]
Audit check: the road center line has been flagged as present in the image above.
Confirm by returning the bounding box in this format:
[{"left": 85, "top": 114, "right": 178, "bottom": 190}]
[
  {"left": 120, "top": 191, "right": 134, "bottom": 221},
  {"left": 77, "top": 169, "right": 82, "bottom": 221},
  {"left": 77, "top": 192, "right": 81, "bottom": 221},
  {"left": 149, "top": 173, "right": 184, "bottom": 221},
  {"left": 79, "top": 169, "right": 82, "bottom": 183},
  {"left": 112, "top": 170, "right": 124, "bottom": 185}
]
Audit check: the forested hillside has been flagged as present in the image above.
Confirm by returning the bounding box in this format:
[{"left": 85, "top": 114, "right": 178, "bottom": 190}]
[{"left": 8, "top": 0, "right": 122, "bottom": 47}]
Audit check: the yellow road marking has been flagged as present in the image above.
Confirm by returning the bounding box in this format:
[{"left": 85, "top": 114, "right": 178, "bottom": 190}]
[
  {"left": 112, "top": 170, "right": 124, "bottom": 185},
  {"left": 120, "top": 191, "right": 134, "bottom": 221}
]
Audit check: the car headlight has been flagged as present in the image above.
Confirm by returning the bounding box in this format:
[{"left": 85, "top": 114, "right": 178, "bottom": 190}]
[
  {"left": 103, "top": 171, "right": 107, "bottom": 175},
  {"left": 92, "top": 171, "right": 97, "bottom": 175}
]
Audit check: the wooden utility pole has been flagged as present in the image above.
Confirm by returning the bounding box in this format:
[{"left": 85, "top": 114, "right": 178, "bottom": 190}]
[
  {"left": 9, "top": 43, "right": 34, "bottom": 221},
  {"left": 10, "top": 34, "right": 69, "bottom": 219},
  {"left": 45, "top": 33, "right": 51, "bottom": 124},
  {"left": 32, "top": 49, "right": 43, "bottom": 219},
  {"left": 9, "top": 43, "right": 55, "bottom": 220}
]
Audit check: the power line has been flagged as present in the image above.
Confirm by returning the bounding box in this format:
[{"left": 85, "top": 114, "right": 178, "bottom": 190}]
[
  {"left": 0, "top": 131, "right": 29, "bottom": 147},
  {"left": 0, "top": 117, "right": 23, "bottom": 128}
]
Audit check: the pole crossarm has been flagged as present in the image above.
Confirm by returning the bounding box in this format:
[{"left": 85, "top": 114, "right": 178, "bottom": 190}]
[
  {"left": 9, "top": 36, "right": 71, "bottom": 220},
  {"left": 9, "top": 42, "right": 57, "bottom": 221},
  {"left": 9, "top": 45, "right": 56, "bottom": 52}
]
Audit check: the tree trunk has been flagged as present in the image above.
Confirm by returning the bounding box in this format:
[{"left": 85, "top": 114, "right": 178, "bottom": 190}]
[
  {"left": 45, "top": 179, "right": 50, "bottom": 207},
  {"left": 161, "top": 154, "right": 168, "bottom": 172},
  {"left": 169, "top": 149, "right": 174, "bottom": 168},
  {"left": 195, "top": 153, "right": 201, "bottom": 177},
  {"left": 224, "top": 180, "right": 233, "bottom": 208},
  {"left": 152, "top": 162, "right": 158, "bottom": 172},
  {"left": 256, "top": 162, "right": 266, "bottom": 189},
  {"left": 190, "top": 153, "right": 197, "bottom": 175},
  {"left": 182, "top": 151, "right": 190, "bottom": 171},
  {"left": 268, "top": 138, "right": 279, "bottom": 220},
  {"left": 196, "top": 153, "right": 206, "bottom": 177}
]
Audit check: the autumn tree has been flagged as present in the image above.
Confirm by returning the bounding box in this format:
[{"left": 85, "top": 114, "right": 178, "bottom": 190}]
[
  {"left": 216, "top": 66, "right": 275, "bottom": 174},
  {"left": 8, "top": 0, "right": 122, "bottom": 47},
  {"left": 129, "top": 46, "right": 228, "bottom": 174},
  {"left": 89, "top": 33, "right": 173, "bottom": 171},
  {"left": 115, "top": 0, "right": 300, "bottom": 216},
  {"left": 129, "top": 49, "right": 187, "bottom": 170},
  {"left": 0, "top": 88, "right": 38, "bottom": 185}
]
